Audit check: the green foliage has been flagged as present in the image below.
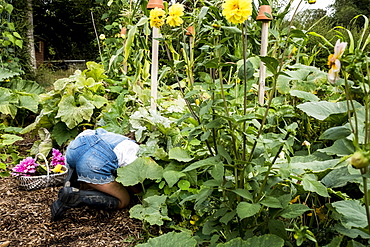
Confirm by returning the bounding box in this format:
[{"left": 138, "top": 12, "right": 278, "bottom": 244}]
[
  {"left": 0, "top": 0, "right": 24, "bottom": 74},
  {"left": 22, "top": 62, "right": 108, "bottom": 146},
  {"left": 0, "top": 124, "right": 23, "bottom": 177},
  {"left": 5, "top": 0, "right": 370, "bottom": 246}
]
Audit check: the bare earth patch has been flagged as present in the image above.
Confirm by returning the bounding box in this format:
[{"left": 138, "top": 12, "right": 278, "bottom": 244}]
[{"left": 0, "top": 177, "right": 143, "bottom": 247}]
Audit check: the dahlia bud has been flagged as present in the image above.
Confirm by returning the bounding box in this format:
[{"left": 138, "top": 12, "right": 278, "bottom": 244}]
[{"left": 349, "top": 151, "right": 370, "bottom": 169}]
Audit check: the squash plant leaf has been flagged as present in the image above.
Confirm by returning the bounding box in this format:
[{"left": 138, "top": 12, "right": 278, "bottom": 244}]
[
  {"left": 297, "top": 101, "right": 362, "bottom": 121},
  {"left": 0, "top": 134, "right": 23, "bottom": 146},
  {"left": 0, "top": 67, "right": 19, "bottom": 81},
  {"left": 163, "top": 170, "right": 186, "bottom": 187},
  {"left": 129, "top": 195, "right": 171, "bottom": 226},
  {"left": 169, "top": 147, "right": 193, "bottom": 162},
  {"left": 0, "top": 88, "right": 18, "bottom": 118},
  {"left": 318, "top": 138, "right": 355, "bottom": 156},
  {"left": 319, "top": 126, "right": 352, "bottom": 140},
  {"left": 217, "top": 234, "right": 284, "bottom": 247},
  {"left": 116, "top": 157, "right": 163, "bottom": 186},
  {"left": 56, "top": 95, "right": 94, "bottom": 129},
  {"left": 137, "top": 231, "right": 197, "bottom": 247}
]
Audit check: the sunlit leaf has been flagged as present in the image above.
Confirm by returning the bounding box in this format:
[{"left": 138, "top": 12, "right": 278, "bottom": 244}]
[
  {"left": 129, "top": 195, "right": 171, "bottom": 226},
  {"left": 216, "top": 235, "right": 284, "bottom": 247},
  {"left": 56, "top": 95, "right": 94, "bottom": 129},
  {"left": 117, "top": 157, "right": 163, "bottom": 186},
  {"left": 169, "top": 147, "right": 193, "bottom": 162},
  {"left": 297, "top": 101, "right": 362, "bottom": 121},
  {"left": 137, "top": 231, "right": 196, "bottom": 247}
]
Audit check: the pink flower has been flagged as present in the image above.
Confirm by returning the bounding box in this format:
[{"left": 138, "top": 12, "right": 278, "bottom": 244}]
[
  {"left": 51, "top": 148, "right": 65, "bottom": 167},
  {"left": 11, "top": 157, "right": 39, "bottom": 176}
]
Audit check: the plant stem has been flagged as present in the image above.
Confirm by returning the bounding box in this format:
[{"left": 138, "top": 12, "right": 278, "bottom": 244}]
[
  {"left": 218, "top": 68, "right": 239, "bottom": 162},
  {"left": 255, "top": 131, "right": 291, "bottom": 202},
  {"left": 344, "top": 73, "right": 359, "bottom": 146},
  {"left": 90, "top": 11, "right": 103, "bottom": 63},
  {"left": 242, "top": 21, "right": 248, "bottom": 163},
  {"left": 362, "top": 167, "right": 370, "bottom": 233}
]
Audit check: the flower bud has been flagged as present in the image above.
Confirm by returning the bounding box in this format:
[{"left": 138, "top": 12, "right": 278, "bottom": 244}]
[{"left": 349, "top": 151, "right": 370, "bottom": 169}]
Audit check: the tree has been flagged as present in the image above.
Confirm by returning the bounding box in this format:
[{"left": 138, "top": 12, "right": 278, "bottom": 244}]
[
  {"left": 32, "top": 0, "right": 102, "bottom": 61},
  {"left": 27, "top": 0, "right": 36, "bottom": 69},
  {"left": 331, "top": 0, "right": 370, "bottom": 26}
]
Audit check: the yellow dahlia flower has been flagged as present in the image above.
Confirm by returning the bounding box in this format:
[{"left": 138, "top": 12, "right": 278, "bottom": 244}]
[
  {"left": 150, "top": 7, "right": 166, "bottom": 28},
  {"left": 166, "top": 3, "right": 184, "bottom": 27},
  {"left": 222, "top": 0, "right": 252, "bottom": 24},
  {"left": 168, "top": 3, "right": 184, "bottom": 17},
  {"left": 166, "top": 15, "right": 183, "bottom": 27}
]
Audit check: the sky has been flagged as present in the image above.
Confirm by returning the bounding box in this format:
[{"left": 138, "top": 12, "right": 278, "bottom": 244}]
[
  {"left": 292, "top": 0, "right": 335, "bottom": 12},
  {"left": 254, "top": 0, "right": 335, "bottom": 12}
]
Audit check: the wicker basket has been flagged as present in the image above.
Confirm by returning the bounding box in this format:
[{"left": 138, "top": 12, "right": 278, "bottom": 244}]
[{"left": 16, "top": 153, "right": 68, "bottom": 190}]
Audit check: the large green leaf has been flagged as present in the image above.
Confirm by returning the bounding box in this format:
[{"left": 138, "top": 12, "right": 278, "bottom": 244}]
[
  {"left": 319, "top": 126, "right": 352, "bottom": 140},
  {"left": 83, "top": 92, "right": 108, "bottom": 109},
  {"left": 116, "top": 157, "right": 163, "bottom": 186},
  {"left": 129, "top": 195, "right": 171, "bottom": 226},
  {"left": 302, "top": 174, "right": 330, "bottom": 197},
  {"left": 278, "top": 159, "right": 341, "bottom": 175},
  {"left": 84, "top": 61, "right": 107, "bottom": 82},
  {"left": 236, "top": 202, "right": 261, "bottom": 219},
  {"left": 0, "top": 67, "right": 19, "bottom": 81},
  {"left": 56, "top": 95, "right": 94, "bottom": 129},
  {"left": 137, "top": 231, "right": 196, "bottom": 247},
  {"left": 52, "top": 122, "right": 79, "bottom": 146},
  {"left": 322, "top": 166, "right": 361, "bottom": 188},
  {"left": 0, "top": 87, "right": 18, "bottom": 118},
  {"left": 17, "top": 94, "right": 39, "bottom": 113},
  {"left": 290, "top": 90, "right": 319, "bottom": 102},
  {"left": 332, "top": 200, "right": 368, "bottom": 228},
  {"left": 318, "top": 138, "right": 355, "bottom": 156},
  {"left": 0, "top": 134, "right": 23, "bottom": 146},
  {"left": 169, "top": 147, "right": 193, "bottom": 162},
  {"left": 334, "top": 223, "right": 370, "bottom": 239},
  {"left": 163, "top": 170, "right": 186, "bottom": 187},
  {"left": 216, "top": 235, "right": 284, "bottom": 247},
  {"left": 238, "top": 60, "right": 254, "bottom": 81},
  {"left": 9, "top": 79, "right": 44, "bottom": 94},
  {"left": 297, "top": 101, "right": 362, "bottom": 121}
]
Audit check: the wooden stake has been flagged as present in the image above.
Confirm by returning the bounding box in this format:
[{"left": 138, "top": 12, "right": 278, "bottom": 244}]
[
  {"left": 150, "top": 27, "right": 160, "bottom": 111},
  {"left": 258, "top": 21, "right": 269, "bottom": 105},
  {"left": 256, "top": 5, "right": 273, "bottom": 105}
]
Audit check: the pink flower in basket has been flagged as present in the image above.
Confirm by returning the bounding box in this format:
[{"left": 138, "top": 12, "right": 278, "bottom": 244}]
[
  {"left": 11, "top": 157, "right": 39, "bottom": 177},
  {"left": 51, "top": 148, "right": 65, "bottom": 167},
  {"left": 12, "top": 149, "right": 66, "bottom": 177}
]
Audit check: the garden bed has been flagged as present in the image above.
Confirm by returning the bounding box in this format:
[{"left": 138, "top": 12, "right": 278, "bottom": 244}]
[{"left": 0, "top": 177, "right": 143, "bottom": 246}]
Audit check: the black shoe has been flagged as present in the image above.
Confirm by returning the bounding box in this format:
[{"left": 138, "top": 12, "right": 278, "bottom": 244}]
[
  {"left": 51, "top": 187, "right": 79, "bottom": 221},
  {"left": 51, "top": 187, "right": 120, "bottom": 221}
]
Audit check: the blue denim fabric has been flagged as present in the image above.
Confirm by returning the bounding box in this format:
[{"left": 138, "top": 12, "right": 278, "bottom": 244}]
[{"left": 65, "top": 128, "right": 130, "bottom": 184}]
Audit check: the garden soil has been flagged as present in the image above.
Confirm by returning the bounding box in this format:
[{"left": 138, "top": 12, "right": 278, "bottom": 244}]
[{"left": 0, "top": 136, "right": 143, "bottom": 247}]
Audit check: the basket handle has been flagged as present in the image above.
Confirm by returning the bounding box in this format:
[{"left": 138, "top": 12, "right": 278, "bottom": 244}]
[{"left": 35, "top": 153, "right": 50, "bottom": 185}]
